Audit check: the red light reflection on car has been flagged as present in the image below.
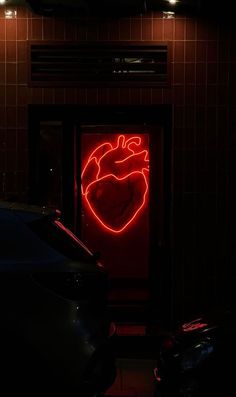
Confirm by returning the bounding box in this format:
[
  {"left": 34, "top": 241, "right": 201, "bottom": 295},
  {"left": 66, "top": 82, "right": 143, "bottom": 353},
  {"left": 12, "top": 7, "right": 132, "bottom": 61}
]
[{"left": 182, "top": 319, "right": 208, "bottom": 332}]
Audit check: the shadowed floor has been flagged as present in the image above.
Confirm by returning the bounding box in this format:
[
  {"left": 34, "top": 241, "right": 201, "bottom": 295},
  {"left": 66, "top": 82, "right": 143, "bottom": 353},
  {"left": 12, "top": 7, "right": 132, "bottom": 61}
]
[{"left": 106, "top": 358, "right": 156, "bottom": 397}]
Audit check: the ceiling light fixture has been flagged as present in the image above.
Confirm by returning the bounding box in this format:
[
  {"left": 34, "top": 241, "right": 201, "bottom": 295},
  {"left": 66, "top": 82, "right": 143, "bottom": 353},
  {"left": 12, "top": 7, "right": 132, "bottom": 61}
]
[
  {"left": 5, "top": 9, "right": 17, "bottom": 19},
  {"left": 168, "top": 0, "right": 177, "bottom": 4},
  {"left": 163, "top": 11, "right": 175, "bottom": 18},
  {"left": 0, "top": 0, "right": 6, "bottom": 5}
]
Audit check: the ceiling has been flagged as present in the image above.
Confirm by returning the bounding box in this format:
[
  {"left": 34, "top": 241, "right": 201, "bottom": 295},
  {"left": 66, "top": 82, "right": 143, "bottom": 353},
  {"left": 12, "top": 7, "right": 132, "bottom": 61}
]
[{"left": 1, "top": 1, "right": 229, "bottom": 19}]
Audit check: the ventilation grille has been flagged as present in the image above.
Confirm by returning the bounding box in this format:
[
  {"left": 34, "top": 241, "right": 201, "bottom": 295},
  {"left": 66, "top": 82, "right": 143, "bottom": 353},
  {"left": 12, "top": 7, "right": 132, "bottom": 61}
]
[{"left": 29, "top": 42, "right": 169, "bottom": 87}]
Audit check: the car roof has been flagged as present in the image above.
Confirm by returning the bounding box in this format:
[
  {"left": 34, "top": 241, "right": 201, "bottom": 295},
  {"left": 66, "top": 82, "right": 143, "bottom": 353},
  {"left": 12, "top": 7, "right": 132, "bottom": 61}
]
[{"left": 0, "top": 201, "right": 60, "bottom": 222}]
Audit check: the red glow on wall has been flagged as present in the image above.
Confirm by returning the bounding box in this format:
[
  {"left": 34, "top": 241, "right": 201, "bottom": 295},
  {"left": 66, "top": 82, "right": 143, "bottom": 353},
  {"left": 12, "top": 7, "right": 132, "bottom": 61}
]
[{"left": 81, "top": 135, "right": 149, "bottom": 233}]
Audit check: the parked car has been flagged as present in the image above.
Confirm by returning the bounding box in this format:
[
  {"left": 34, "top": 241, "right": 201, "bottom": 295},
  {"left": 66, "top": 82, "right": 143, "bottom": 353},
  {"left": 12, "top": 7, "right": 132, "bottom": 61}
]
[
  {"left": 0, "top": 201, "right": 116, "bottom": 395},
  {"left": 154, "top": 307, "right": 236, "bottom": 397}
]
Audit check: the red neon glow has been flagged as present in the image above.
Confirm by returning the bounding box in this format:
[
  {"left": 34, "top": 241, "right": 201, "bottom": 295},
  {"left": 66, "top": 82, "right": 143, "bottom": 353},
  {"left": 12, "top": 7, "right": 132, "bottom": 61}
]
[{"left": 81, "top": 135, "right": 149, "bottom": 233}]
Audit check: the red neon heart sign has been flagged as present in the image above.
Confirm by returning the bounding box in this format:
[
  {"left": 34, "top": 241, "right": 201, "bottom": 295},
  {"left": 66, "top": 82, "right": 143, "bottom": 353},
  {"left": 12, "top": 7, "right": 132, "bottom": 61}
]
[{"left": 81, "top": 135, "right": 149, "bottom": 233}]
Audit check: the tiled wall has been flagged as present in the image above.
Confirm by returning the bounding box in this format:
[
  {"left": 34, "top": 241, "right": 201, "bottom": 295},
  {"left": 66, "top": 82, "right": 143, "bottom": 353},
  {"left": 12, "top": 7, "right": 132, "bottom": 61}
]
[{"left": 0, "top": 5, "right": 235, "bottom": 322}]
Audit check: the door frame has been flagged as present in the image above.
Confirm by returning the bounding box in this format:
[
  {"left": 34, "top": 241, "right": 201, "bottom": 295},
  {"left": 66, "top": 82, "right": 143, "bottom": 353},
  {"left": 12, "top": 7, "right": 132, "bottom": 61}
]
[{"left": 28, "top": 104, "right": 173, "bottom": 325}]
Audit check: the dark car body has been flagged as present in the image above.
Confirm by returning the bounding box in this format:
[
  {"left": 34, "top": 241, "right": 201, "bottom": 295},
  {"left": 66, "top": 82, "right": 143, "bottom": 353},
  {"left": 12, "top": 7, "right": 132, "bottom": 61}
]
[
  {"left": 0, "top": 201, "right": 116, "bottom": 395},
  {"left": 154, "top": 308, "right": 236, "bottom": 397}
]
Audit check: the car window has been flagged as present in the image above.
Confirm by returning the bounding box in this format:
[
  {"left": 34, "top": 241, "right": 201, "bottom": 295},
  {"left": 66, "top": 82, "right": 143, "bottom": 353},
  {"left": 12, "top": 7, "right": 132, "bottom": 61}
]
[
  {"left": 29, "top": 216, "right": 96, "bottom": 263},
  {"left": 0, "top": 209, "right": 67, "bottom": 266}
]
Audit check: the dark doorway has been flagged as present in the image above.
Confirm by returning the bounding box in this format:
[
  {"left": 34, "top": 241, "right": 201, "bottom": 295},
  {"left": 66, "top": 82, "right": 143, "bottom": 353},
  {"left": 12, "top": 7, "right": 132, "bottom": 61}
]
[{"left": 28, "top": 105, "right": 172, "bottom": 325}]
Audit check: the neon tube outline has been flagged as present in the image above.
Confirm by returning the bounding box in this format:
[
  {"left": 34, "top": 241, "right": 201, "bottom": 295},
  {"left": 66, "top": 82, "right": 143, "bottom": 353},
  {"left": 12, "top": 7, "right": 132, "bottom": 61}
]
[{"left": 81, "top": 135, "right": 149, "bottom": 233}]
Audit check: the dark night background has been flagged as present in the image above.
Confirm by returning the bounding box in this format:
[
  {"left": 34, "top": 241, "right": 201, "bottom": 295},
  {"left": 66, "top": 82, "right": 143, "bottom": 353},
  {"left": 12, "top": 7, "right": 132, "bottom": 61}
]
[{"left": 0, "top": 0, "right": 236, "bottom": 325}]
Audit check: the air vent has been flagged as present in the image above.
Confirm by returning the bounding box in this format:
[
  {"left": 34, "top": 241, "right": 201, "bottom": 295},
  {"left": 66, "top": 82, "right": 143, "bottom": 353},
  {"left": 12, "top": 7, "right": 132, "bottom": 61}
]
[{"left": 28, "top": 42, "right": 169, "bottom": 87}]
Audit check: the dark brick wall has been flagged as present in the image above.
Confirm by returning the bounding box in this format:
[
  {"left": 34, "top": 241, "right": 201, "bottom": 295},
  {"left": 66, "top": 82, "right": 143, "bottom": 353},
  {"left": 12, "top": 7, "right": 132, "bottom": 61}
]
[{"left": 0, "top": 5, "right": 235, "bottom": 322}]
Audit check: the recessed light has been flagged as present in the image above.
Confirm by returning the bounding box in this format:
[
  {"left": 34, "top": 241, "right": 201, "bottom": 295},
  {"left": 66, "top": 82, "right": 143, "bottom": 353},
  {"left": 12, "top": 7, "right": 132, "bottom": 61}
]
[
  {"left": 163, "top": 11, "right": 175, "bottom": 19},
  {"left": 5, "top": 9, "right": 17, "bottom": 19}
]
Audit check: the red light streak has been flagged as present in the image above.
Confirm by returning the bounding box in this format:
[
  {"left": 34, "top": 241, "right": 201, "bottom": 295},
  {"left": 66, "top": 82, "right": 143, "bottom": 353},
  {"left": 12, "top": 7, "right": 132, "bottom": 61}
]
[
  {"left": 81, "top": 135, "right": 149, "bottom": 233},
  {"left": 54, "top": 220, "right": 93, "bottom": 255},
  {"left": 154, "top": 368, "right": 161, "bottom": 382},
  {"left": 182, "top": 319, "right": 208, "bottom": 332}
]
